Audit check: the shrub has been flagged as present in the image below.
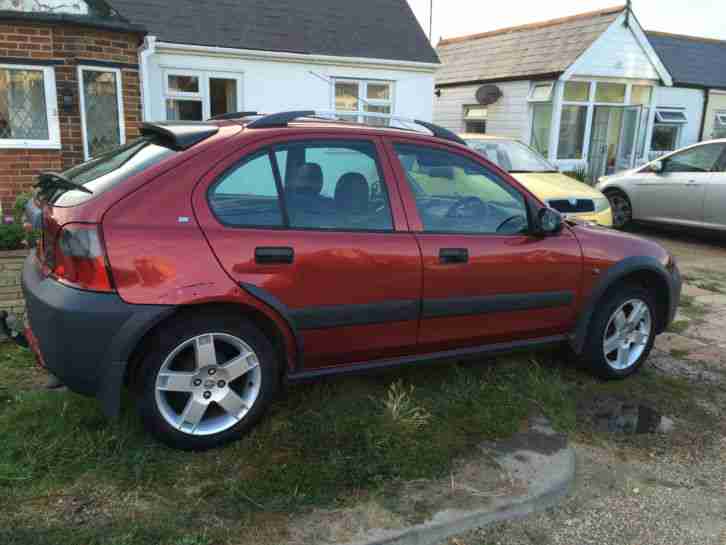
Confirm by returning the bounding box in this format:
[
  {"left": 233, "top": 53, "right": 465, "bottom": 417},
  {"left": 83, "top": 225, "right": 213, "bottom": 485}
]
[
  {"left": 13, "top": 192, "right": 33, "bottom": 224},
  {"left": 0, "top": 224, "right": 27, "bottom": 251}
]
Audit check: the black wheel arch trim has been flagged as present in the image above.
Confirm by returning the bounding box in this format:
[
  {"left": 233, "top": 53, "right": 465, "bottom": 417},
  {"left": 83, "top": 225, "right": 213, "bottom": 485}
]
[{"left": 569, "top": 255, "right": 680, "bottom": 354}]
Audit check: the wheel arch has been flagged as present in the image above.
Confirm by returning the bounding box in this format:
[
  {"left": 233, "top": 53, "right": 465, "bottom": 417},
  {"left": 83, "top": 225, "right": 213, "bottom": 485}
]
[{"left": 570, "top": 256, "right": 674, "bottom": 354}]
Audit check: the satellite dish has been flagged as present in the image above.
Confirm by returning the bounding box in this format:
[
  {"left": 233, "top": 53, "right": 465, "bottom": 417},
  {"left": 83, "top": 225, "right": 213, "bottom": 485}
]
[{"left": 475, "top": 85, "right": 503, "bottom": 105}]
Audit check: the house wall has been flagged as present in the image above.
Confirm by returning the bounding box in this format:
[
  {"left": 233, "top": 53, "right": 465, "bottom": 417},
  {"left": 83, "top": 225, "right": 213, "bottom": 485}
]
[
  {"left": 433, "top": 81, "right": 531, "bottom": 140},
  {"left": 0, "top": 20, "right": 143, "bottom": 211},
  {"left": 566, "top": 14, "right": 660, "bottom": 80},
  {"left": 143, "top": 47, "right": 435, "bottom": 123},
  {"left": 654, "top": 86, "right": 705, "bottom": 149},
  {"left": 703, "top": 90, "right": 726, "bottom": 140}
]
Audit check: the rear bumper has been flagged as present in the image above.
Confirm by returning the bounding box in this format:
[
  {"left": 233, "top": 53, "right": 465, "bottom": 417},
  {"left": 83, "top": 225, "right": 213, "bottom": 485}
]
[{"left": 22, "top": 253, "right": 173, "bottom": 416}]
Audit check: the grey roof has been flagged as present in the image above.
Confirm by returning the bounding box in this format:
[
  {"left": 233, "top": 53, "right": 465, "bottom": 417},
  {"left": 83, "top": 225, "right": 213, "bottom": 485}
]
[
  {"left": 646, "top": 32, "right": 726, "bottom": 90},
  {"left": 108, "top": 0, "right": 439, "bottom": 64},
  {"left": 436, "top": 6, "right": 624, "bottom": 85}
]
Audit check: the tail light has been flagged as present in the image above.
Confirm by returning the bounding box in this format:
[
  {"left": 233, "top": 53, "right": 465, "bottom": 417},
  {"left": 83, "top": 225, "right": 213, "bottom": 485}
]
[{"left": 51, "top": 224, "right": 114, "bottom": 292}]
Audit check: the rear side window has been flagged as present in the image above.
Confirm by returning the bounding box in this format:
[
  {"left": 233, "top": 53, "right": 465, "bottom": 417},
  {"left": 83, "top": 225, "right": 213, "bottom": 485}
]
[
  {"left": 209, "top": 152, "right": 284, "bottom": 227},
  {"left": 49, "top": 137, "right": 178, "bottom": 207},
  {"left": 208, "top": 140, "right": 394, "bottom": 232}
]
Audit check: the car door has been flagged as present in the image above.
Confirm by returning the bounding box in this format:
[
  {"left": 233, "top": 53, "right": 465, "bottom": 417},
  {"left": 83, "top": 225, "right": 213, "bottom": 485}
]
[
  {"left": 635, "top": 143, "right": 723, "bottom": 225},
  {"left": 701, "top": 144, "right": 726, "bottom": 229},
  {"left": 194, "top": 134, "right": 422, "bottom": 369},
  {"left": 384, "top": 138, "right": 582, "bottom": 353}
]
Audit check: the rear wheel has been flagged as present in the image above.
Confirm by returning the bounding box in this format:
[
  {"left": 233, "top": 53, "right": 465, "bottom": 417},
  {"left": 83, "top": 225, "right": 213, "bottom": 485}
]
[
  {"left": 137, "top": 313, "right": 279, "bottom": 450},
  {"left": 605, "top": 190, "right": 632, "bottom": 230},
  {"left": 581, "top": 285, "right": 656, "bottom": 379}
]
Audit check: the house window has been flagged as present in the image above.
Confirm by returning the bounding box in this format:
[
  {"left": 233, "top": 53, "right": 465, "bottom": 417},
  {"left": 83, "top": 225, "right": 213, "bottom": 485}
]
[
  {"left": 651, "top": 109, "right": 687, "bottom": 152},
  {"left": 78, "top": 66, "right": 125, "bottom": 160},
  {"left": 530, "top": 103, "right": 552, "bottom": 156},
  {"left": 0, "top": 64, "right": 60, "bottom": 149},
  {"left": 463, "top": 105, "right": 487, "bottom": 133},
  {"left": 334, "top": 79, "right": 393, "bottom": 126},
  {"left": 528, "top": 82, "right": 554, "bottom": 102},
  {"left": 557, "top": 105, "right": 587, "bottom": 159},
  {"left": 164, "top": 70, "right": 241, "bottom": 121},
  {"left": 714, "top": 112, "right": 726, "bottom": 139},
  {"left": 563, "top": 81, "right": 590, "bottom": 102},
  {"left": 595, "top": 82, "right": 626, "bottom": 104},
  {"left": 631, "top": 85, "right": 653, "bottom": 106}
]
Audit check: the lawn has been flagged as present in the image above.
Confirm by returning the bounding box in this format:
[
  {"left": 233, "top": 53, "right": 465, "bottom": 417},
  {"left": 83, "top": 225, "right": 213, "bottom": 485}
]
[{"left": 0, "top": 336, "right": 712, "bottom": 545}]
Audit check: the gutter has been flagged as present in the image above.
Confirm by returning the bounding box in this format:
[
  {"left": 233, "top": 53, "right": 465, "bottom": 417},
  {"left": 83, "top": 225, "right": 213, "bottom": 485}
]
[
  {"left": 138, "top": 35, "right": 157, "bottom": 122},
  {"left": 153, "top": 41, "right": 440, "bottom": 73}
]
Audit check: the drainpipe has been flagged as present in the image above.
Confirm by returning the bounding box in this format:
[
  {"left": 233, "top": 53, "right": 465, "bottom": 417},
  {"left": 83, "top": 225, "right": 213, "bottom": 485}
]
[
  {"left": 699, "top": 88, "right": 710, "bottom": 141},
  {"left": 138, "top": 35, "right": 157, "bottom": 122}
]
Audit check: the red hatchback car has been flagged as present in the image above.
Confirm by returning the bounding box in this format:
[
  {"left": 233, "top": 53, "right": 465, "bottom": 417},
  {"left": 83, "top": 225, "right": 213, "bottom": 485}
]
[{"left": 18, "top": 111, "right": 681, "bottom": 450}]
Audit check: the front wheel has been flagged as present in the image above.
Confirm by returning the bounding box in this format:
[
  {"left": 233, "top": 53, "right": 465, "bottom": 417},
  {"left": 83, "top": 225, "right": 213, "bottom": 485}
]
[
  {"left": 605, "top": 190, "right": 632, "bottom": 230},
  {"left": 137, "top": 314, "right": 279, "bottom": 450},
  {"left": 581, "top": 285, "right": 656, "bottom": 379}
]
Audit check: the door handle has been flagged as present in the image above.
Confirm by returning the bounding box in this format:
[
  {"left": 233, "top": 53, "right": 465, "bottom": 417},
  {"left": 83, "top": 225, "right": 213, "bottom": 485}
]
[
  {"left": 439, "top": 248, "right": 469, "bottom": 264},
  {"left": 686, "top": 180, "right": 700, "bottom": 187},
  {"left": 255, "top": 247, "right": 294, "bottom": 264}
]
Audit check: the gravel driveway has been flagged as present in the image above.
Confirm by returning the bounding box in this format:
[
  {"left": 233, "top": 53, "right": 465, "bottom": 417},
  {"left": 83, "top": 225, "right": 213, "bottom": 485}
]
[{"left": 441, "top": 225, "right": 726, "bottom": 545}]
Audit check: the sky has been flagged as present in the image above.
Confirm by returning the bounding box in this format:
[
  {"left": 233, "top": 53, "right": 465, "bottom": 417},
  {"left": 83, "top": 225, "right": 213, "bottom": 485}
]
[{"left": 407, "top": 0, "right": 726, "bottom": 44}]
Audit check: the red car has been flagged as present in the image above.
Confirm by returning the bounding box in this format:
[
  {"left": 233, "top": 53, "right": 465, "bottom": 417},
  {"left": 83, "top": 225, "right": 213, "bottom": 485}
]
[{"left": 18, "top": 111, "right": 681, "bottom": 450}]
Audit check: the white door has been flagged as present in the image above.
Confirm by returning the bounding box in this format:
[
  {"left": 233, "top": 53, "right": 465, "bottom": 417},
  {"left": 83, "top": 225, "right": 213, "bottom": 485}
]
[{"left": 615, "top": 106, "right": 642, "bottom": 172}]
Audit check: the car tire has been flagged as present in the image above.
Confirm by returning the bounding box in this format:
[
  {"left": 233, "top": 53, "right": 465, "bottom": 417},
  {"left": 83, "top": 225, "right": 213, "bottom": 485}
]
[
  {"left": 136, "top": 312, "right": 280, "bottom": 451},
  {"left": 580, "top": 285, "right": 657, "bottom": 380},
  {"left": 605, "top": 189, "right": 632, "bottom": 230}
]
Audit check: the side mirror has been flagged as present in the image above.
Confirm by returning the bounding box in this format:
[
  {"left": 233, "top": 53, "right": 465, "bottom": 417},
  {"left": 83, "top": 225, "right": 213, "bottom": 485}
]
[
  {"left": 649, "top": 160, "right": 664, "bottom": 174},
  {"left": 537, "top": 207, "right": 563, "bottom": 235}
]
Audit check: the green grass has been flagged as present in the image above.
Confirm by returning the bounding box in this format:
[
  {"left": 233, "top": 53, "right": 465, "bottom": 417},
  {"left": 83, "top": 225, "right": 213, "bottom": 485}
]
[{"left": 0, "top": 342, "right": 712, "bottom": 545}]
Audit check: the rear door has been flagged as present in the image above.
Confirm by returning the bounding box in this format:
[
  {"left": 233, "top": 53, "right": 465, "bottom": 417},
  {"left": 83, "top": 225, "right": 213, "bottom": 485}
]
[
  {"left": 702, "top": 144, "right": 726, "bottom": 229},
  {"left": 384, "top": 138, "right": 582, "bottom": 353},
  {"left": 193, "top": 133, "right": 421, "bottom": 369}
]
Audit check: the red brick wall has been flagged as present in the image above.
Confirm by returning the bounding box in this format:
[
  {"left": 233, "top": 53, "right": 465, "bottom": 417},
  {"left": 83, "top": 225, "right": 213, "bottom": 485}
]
[{"left": 0, "top": 21, "right": 144, "bottom": 211}]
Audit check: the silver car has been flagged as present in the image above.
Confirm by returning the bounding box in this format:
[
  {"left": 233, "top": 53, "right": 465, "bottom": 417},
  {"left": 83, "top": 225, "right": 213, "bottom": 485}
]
[{"left": 597, "top": 139, "right": 726, "bottom": 230}]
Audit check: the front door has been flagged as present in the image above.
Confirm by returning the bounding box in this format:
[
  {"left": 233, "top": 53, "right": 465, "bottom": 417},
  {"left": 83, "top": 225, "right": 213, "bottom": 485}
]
[
  {"left": 635, "top": 143, "right": 723, "bottom": 224},
  {"left": 195, "top": 135, "right": 421, "bottom": 369},
  {"left": 385, "top": 139, "right": 582, "bottom": 352},
  {"left": 615, "top": 106, "right": 643, "bottom": 172}
]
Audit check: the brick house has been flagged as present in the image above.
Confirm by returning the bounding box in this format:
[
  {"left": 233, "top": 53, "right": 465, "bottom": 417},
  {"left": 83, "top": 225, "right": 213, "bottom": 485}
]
[{"left": 0, "top": 1, "right": 145, "bottom": 212}]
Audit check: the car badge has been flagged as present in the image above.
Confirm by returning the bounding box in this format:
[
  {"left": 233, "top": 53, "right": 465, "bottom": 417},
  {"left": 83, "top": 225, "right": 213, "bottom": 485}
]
[{"left": 568, "top": 198, "right": 578, "bottom": 206}]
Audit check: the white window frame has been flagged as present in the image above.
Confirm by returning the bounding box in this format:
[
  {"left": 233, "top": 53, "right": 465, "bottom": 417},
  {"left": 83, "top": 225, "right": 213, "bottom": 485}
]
[
  {"left": 332, "top": 78, "right": 394, "bottom": 123},
  {"left": 655, "top": 110, "right": 688, "bottom": 124},
  {"left": 162, "top": 68, "right": 243, "bottom": 121},
  {"left": 716, "top": 112, "right": 726, "bottom": 126},
  {"left": 77, "top": 65, "right": 125, "bottom": 161},
  {"left": 528, "top": 82, "right": 554, "bottom": 103},
  {"left": 0, "top": 63, "right": 60, "bottom": 150}
]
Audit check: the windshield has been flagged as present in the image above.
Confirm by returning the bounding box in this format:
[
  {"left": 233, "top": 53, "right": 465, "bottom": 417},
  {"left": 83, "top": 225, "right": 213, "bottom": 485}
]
[
  {"left": 47, "top": 137, "right": 178, "bottom": 207},
  {"left": 466, "top": 139, "right": 557, "bottom": 173}
]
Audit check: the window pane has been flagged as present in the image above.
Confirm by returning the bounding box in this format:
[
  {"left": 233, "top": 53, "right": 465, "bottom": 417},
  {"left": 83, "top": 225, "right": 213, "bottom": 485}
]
[
  {"left": 530, "top": 103, "right": 552, "bottom": 156},
  {"left": 595, "top": 83, "right": 626, "bottom": 103},
  {"left": 664, "top": 144, "right": 725, "bottom": 173},
  {"left": 277, "top": 140, "right": 392, "bottom": 231},
  {"left": 168, "top": 75, "right": 199, "bottom": 94},
  {"left": 82, "top": 70, "right": 121, "bottom": 158},
  {"left": 364, "top": 104, "right": 391, "bottom": 126},
  {"left": 367, "top": 83, "right": 390, "bottom": 100},
  {"left": 394, "top": 144, "right": 528, "bottom": 235},
  {"left": 529, "top": 83, "right": 553, "bottom": 102},
  {"left": 0, "top": 68, "right": 49, "bottom": 140},
  {"left": 210, "top": 78, "right": 238, "bottom": 118},
  {"left": 557, "top": 105, "right": 587, "bottom": 159},
  {"left": 631, "top": 85, "right": 652, "bottom": 106},
  {"left": 467, "top": 140, "right": 556, "bottom": 173},
  {"left": 465, "top": 120, "right": 487, "bottom": 134},
  {"left": 651, "top": 125, "right": 679, "bottom": 152},
  {"left": 714, "top": 113, "right": 726, "bottom": 139},
  {"left": 563, "top": 81, "right": 589, "bottom": 102},
  {"left": 209, "top": 152, "right": 283, "bottom": 227},
  {"left": 335, "top": 82, "right": 359, "bottom": 112},
  {"left": 166, "top": 99, "right": 203, "bottom": 121}
]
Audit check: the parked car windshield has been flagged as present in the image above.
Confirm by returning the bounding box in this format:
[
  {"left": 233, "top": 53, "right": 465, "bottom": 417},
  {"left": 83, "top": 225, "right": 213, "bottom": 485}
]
[
  {"left": 45, "top": 136, "right": 178, "bottom": 207},
  {"left": 466, "top": 139, "right": 558, "bottom": 174}
]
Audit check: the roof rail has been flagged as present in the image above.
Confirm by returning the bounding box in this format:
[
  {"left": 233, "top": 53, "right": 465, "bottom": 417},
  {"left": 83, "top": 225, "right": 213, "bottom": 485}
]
[
  {"left": 210, "top": 111, "right": 259, "bottom": 121},
  {"left": 245, "top": 110, "right": 467, "bottom": 146}
]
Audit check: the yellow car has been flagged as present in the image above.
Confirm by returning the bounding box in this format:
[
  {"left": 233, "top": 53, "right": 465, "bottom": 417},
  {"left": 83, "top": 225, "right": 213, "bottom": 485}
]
[{"left": 462, "top": 135, "right": 613, "bottom": 227}]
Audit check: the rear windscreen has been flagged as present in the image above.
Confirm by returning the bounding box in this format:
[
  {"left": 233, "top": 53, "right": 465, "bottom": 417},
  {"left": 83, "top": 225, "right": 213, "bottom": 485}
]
[{"left": 47, "top": 137, "right": 178, "bottom": 207}]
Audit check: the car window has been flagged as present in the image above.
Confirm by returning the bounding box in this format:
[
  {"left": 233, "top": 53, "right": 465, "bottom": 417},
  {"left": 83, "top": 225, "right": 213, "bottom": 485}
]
[
  {"left": 273, "top": 140, "right": 393, "bottom": 231},
  {"left": 209, "top": 151, "right": 285, "bottom": 227},
  {"left": 394, "top": 143, "right": 529, "bottom": 235},
  {"left": 663, "top": 144, "right": 725, "bottom": 173},
  {"left": 466, "top": 139, "right": 557, "bottom": 173}
]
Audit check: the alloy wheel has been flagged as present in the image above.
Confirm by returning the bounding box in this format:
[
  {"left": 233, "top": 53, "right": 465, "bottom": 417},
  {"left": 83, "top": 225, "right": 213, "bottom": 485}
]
[
  {"left": 602, "top": 299, "right": 652, "bottom": 370},
  {"left": 154, "top": 333, "right": 262, "bottom": 436},
  {"left": 608, "top": 193, "right": 632, "bottom": 228}
]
